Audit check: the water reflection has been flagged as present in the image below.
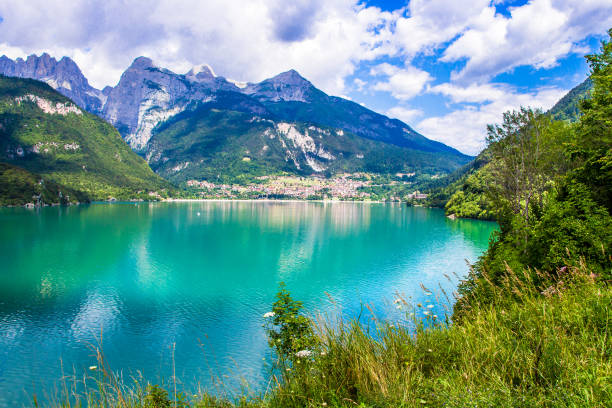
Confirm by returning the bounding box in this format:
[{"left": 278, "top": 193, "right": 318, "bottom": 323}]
[{"left": 0, "top": 202, "right": 496, "bottom": 407}]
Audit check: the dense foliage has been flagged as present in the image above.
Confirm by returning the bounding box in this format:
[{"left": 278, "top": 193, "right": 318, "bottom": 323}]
[
  {"left": 443, "top": 164, "right": 495, "bottom": 220},
  {"left": 264, "top": 282, "right": 317, "bottom": 363},
  {"left": 428, "top": 70, "right": 596, "bottom": 221},
  {"left": 418, "top": 148, "right": 494, "bottom": 219},
  {"left": 0, "top": 162, "right": 88, "bottom": 205},
  {"left": 456, "top": 29, "right": 612, "bottom": 308}
]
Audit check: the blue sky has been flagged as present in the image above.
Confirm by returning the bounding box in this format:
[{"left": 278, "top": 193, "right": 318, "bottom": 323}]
[{"left": 0, "top": 0, "right": 610, "bottom": 154}]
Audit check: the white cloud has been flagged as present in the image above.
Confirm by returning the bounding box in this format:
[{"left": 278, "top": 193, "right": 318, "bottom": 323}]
[
  {"left": 393, "top": 0, "right": 491, "bottom": 57},
  {"left": 428, "top": 82, "right": 510, "bottom": 103},
  {"left": 371, "top": 64, "right": 432, "bottom": 100},
  {"left": 386, "top": 106, "right": 424, "bottom": 123},
  {"left": 415, "top": 84, "right": 568, "bottom": 155},
  {"left": 0, "top": 0, "right": 396, "bottom": 94},
  {"left": 442, "top": 0, "right": 612, "bottom": 82},
  {"left": 353, "top": 78, "right": 367, "bottom": 92}
]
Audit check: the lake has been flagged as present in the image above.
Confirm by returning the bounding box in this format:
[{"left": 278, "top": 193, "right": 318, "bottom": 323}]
[{"left": 0, "top": 201, "right": 496, "bottom": 406}]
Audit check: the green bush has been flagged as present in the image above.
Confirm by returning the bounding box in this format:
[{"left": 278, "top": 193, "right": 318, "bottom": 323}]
[{"left": 264, "top": 283, "right": 317, "bottom": 364}]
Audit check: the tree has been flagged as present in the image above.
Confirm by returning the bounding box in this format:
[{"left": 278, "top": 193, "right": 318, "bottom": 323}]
[
  {"left": 264, "top": 282, "right": 316, "bottom": 363},
  {"left": 486, "top": 108, "right": 569, "bottom": 231},
  {"left": 578, "top": 28, "right": 612, "bottom": 155}
]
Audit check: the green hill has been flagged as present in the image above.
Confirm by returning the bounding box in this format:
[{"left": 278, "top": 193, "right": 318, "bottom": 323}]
[
  {"left": 0, "top": 75, "right": 171, "bottom": 204},
  {"left": 549, "top": 77, "right": 592, "bottom": 121}
]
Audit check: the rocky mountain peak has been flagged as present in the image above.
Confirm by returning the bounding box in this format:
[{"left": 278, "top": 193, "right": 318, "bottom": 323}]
[
  {"left": 0, "top": 53, "right": 103, "bottom": 113},
  {"left": 128, "top": 56, "right": 156, "bottom": 71},
  {"left": 243, "top": 69, "right": 317, "bottom": 103},
  {"left": 186, "top": 64, "right": 216, "bottom": 80},
  {"left": 269, "top": 69, "right": 309, "bottom": 85}
]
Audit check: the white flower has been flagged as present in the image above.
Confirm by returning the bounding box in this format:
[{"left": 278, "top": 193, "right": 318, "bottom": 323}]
[
  {"left": 427, "top": 304, "right": 434, "bottom": 309},
  {"left": 263, "top": 312, "right": 275, "bottom": 318},
  {"left": 393, "top": 298, "right": 402, "bottom": 304},
  {"left": 89, "top": 365, "right": 97, "bottom": 371},
  {"left": 295, "top": 350, "right": 312, "bottom": 358}
]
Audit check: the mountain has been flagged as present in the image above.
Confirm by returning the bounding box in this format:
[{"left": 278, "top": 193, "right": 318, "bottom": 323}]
[
  {"left": 0, "top": 53, "right": 105, "bottom": 114},
  {"left": 0, "top": 75, "right": 171, "bottom": 204},
  {"left": 0, "top": 54, "right": 472, "bottom": 182},
  {"left": 549, "top": 77, "right": 592, "bottom": 122}
]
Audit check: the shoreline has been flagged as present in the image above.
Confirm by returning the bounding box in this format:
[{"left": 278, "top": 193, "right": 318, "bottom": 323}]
[
  {"left": 3, "top": 197, "right": 428, "bottom": 208},
  {"left": 161, "top": 198, "right": 393, "bottom": 204}
]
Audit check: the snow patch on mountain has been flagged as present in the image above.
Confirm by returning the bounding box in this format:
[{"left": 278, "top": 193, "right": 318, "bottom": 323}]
[
  {"left": 190, "top": 64, "right": 216, "bottom": 77},
  {"left": 227, "top": 78, "right": 247, "bottom": 88}
]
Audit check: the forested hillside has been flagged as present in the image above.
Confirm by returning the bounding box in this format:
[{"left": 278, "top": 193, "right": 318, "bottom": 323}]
[{"left": 0, "top": 76, "right": 171, "bottom": 205}]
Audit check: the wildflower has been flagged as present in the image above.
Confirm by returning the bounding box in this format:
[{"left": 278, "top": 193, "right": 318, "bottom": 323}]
[
  {"left": 427, "top": 304, "right": 434, "bottom": 308},
  {"left": 393, "top": 298, "right": 402, "bottom": 304},
  {"left": 423, "top": 311, "right": 430, "bottom": 315},
  {"left": 295, "top": 350, "right": 312, "bottom": 358},
  {"left": 396, "top": 304, "right": 402, "bottom": 309},
  {"left": 417, "top": 303, "right": 422, "bottom": 307},
  {"left": 263, "top": 311, "right": 275, "bottom": 318},
  {"left": 89, "top": 365, "right": 97, "bottom": 371},
  {"left": 320, "top": 351, "right": 327, "bottom": 356}
]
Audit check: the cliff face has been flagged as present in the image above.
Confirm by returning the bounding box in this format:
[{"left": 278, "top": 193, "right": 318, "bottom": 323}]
[{"left": 0, "top": 53, "right": 104, "bottom": 114}]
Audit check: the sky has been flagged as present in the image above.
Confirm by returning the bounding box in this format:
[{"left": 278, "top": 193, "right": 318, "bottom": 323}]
[{"left": 0, "top": 0, "right": 611, "bottom": 155}]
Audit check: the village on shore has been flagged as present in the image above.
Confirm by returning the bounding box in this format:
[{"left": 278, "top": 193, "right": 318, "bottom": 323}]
[{"left": 185, "top": 173, "right": 431, "bottom": 202}]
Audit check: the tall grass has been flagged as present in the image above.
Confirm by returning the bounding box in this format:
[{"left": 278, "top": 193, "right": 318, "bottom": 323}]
[{"left": 39, "top": 260, "right": 610, "bottom": 408}]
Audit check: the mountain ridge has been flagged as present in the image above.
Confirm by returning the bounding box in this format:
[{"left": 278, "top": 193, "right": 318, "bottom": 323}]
[{"left": 0, "top": 53, "right": 472, "bottom": 180}]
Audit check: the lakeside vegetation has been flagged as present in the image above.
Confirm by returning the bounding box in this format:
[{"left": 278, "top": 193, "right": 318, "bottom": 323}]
[
  {"left": 33, "top": 30, "right": 612, "bottom": 408},
  {"left": 420, "top": 60, "right": 599, "bottom": 221}
]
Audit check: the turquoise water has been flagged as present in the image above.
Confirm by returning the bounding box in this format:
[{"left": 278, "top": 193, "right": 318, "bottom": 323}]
[{"left": 0, "top": 202, "right": 496, "bottom": 406}]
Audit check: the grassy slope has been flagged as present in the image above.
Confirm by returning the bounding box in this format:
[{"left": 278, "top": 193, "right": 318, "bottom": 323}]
[{"left": 0, "top": 75, "right": 171, "bottom": 203}]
